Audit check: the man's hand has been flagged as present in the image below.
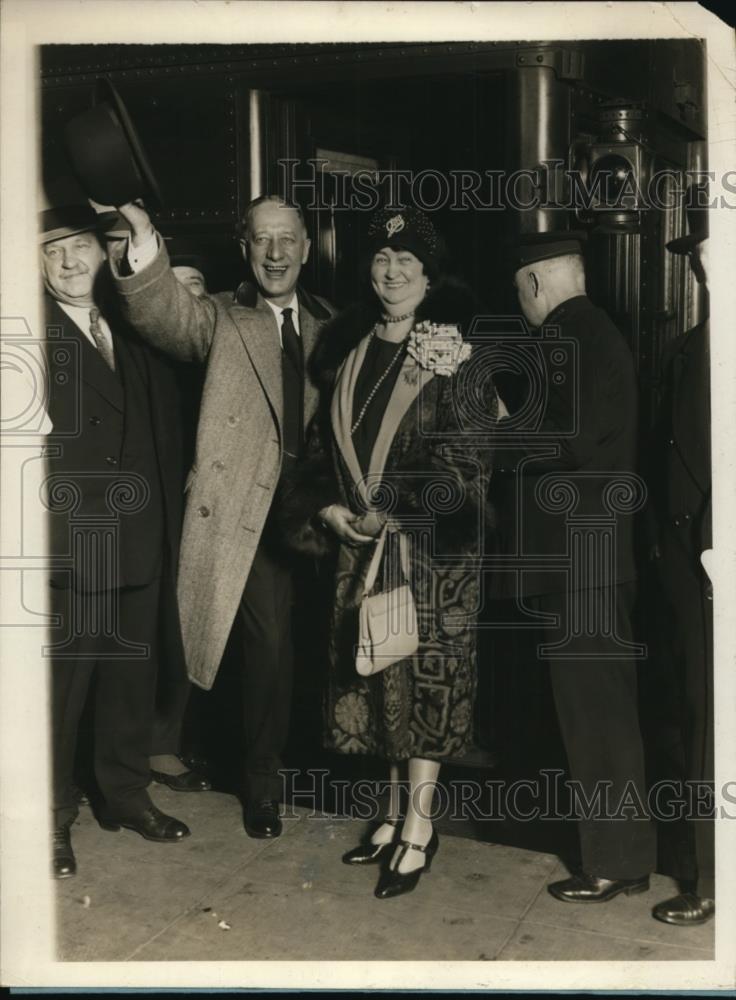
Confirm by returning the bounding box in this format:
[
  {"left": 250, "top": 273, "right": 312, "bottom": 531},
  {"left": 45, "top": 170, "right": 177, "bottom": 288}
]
[
  {"left": 318, "top": 504, "right": 376, "bottom": 546},
  {"left": 115, "top": 201, "right": 154, "bottom": 247}
]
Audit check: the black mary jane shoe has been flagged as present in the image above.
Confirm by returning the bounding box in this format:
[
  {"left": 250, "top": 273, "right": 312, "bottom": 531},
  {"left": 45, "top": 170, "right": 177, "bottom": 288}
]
[
  {"left": 548, "top": 872, "right": 650, "bottom": 903},
  {"left": 374, "top": 829, "right": 439, "bottom": 899},
  {"left": 52, "top": 824, "right": 77, "bottom": 879},
  {"left": 342, "top": 819, "right": 400, "bottom": 866},
  {"left": 652, "top": 892, "right": 715, "bottom": 926}
]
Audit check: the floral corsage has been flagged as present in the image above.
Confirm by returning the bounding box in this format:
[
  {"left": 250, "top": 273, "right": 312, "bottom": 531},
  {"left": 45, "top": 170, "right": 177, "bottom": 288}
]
[{"left": 405, "top": 321, "right": 472, "bottom": 382}]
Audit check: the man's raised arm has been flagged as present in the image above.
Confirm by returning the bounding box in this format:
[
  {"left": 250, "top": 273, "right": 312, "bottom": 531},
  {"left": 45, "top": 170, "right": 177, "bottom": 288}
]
[{"left": 109, "top": 201, "right": 216, "bottom": 364}]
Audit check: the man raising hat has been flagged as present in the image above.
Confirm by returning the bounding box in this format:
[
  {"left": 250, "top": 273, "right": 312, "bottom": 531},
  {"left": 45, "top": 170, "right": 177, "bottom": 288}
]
[
  {"left": 40, "top": 199, "right": 191, "bottom": 878},
  {"left": 108, "top": 195, "right": 335, "bottom": 841},
  {"left": 498, "top": 231, "right": 656, "bottom": 903}
]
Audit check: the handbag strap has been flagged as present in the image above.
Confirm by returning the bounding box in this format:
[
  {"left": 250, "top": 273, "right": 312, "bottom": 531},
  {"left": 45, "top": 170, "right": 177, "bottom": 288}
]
[
  {"left": 362, "top": 524, "right": 389, "bottom": 595},
  {"left": 362, "top": 525, "right": 411, "bottom": 596}
]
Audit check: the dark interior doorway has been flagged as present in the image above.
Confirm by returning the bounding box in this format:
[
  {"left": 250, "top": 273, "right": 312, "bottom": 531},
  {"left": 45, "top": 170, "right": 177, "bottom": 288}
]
[{"left": 270, "top": 71, "right": 516, "bottom": 313}]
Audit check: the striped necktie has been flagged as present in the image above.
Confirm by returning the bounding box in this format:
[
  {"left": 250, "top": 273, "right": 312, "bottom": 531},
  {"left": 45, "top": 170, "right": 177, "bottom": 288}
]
[{"left": 89, "top": 307, "right": 116, "bottom": 371}]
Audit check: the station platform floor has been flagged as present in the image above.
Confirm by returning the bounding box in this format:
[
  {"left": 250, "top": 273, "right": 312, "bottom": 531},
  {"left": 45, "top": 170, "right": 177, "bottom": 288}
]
[{"left": 55, "top": 784, "right": 715, "bottom": 964}]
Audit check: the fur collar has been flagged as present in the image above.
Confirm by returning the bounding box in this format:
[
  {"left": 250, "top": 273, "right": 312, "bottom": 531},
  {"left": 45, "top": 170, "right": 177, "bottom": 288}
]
[{"left": 309, "top": 277, "right": 480, "bottom": 387}]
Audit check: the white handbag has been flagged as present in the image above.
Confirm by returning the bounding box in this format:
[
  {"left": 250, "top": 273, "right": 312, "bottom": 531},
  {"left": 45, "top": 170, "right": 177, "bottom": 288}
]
[{"left": 356, "top": 525, "right": 419, "bottom": 677}]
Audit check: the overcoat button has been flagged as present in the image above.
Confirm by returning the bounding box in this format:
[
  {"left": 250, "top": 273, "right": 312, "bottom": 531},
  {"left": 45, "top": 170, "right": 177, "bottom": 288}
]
[
  {"left": 199, "top": 505, "right": 210, "bottom": 518},
  {"left": 674, "top": 518, "right": 680, "bottom": 526},
  {"left": 227, "top": 415, "right": 239, "bottom": 427},
  {"left": 89, "top": 416, "right": 101, "bottom": 426},
  {"left": 105, "top": 455, "right": 118, "bottom": 466},
  {"left": 669, "top": 439, "right": 674, "bottom": 445},
  {"left": 212, "top": 460, "right": 225, "bottom": 471}
]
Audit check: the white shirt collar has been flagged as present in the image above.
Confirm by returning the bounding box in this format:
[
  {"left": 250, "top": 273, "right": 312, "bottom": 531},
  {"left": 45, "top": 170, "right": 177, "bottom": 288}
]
[
  {"left": 265, "top": 293, "right": 299, "bottom": 321},
  {"left": 264, "top": 293, "right": 300, "bottom": 343}
]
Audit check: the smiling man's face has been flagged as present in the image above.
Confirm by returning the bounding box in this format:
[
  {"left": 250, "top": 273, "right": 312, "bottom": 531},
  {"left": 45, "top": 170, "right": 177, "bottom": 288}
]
[
  {"left": 241, "top": 201, "right": 310, "bottom": 307},
  {"left": 41, "top": 230, "right": 106, "bottom": 307}
]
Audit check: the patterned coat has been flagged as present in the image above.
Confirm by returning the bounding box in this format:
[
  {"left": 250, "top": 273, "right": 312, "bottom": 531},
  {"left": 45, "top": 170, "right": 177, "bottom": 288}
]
[{"left": 281, "top": 282, "right": 498, "bottom": 761}]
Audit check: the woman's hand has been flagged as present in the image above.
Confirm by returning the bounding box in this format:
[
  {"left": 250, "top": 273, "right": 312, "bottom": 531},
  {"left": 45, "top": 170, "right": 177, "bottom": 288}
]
[
  {"left": 318, "top": 505, "right": 376, "bottom": 546},
  {"left": 351, "top": 511, "right": 385, "bottom": 539}
]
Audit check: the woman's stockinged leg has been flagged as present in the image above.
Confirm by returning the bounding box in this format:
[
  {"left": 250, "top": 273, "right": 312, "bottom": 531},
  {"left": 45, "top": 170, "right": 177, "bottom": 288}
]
[
  {"left": 391, "top": 756, "right": 439, "bottom": 873},
  {"left": 369, "top": 761, "right": 403, "bottom": 845}
]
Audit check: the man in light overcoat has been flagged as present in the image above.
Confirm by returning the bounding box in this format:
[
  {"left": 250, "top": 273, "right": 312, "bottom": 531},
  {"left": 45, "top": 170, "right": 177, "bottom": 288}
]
[{"left": 110, "top": 196, "right": 334, "bottom": 837}]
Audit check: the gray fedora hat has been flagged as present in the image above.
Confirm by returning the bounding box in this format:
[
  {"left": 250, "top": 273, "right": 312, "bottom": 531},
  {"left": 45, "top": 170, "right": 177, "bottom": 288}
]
[{"left": 39, "top": 202, "right": 117, "bottom": 245}]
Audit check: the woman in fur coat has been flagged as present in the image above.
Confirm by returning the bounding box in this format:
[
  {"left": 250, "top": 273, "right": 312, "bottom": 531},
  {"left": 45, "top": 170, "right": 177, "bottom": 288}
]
[{"left": 281, "top": 206, "right": 498, "bottom": 899}]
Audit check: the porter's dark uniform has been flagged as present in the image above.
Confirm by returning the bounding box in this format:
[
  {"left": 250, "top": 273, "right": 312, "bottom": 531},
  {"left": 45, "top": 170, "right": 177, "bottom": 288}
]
[{"left": 497, "top": 233, "right": 656, "bottom": 890}]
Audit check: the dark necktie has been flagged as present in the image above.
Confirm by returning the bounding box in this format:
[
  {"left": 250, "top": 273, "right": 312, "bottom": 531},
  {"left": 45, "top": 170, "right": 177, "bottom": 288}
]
[
  {"left": 281, "top": 307, "right": 303, "bottom": 375},
  {"left": 89, "top": 307, "right": 116, "bottom": 371},
  {"left": 280, "top": 306, "right": 304, "bottom": 458}
]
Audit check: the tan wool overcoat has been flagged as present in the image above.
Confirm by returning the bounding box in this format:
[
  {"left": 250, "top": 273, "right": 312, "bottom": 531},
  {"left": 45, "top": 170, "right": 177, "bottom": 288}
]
[{"left": 112, "top": 240, "right": 334, "bottom": 688}]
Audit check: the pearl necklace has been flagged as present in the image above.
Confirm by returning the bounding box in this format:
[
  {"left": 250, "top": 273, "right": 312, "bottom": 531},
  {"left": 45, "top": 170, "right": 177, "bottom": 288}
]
[
  {"left": 351, "top": 328, "right": 408, "bottom": 435},
  {"left": 381, "top": 310, "right": 415, "bottom": 324}
]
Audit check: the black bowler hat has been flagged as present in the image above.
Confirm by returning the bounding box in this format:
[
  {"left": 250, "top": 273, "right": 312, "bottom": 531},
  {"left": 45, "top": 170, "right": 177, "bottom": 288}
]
[
  {"left": 509, "top": 230, "right": 588, "bottom": 272},
  {"left": 366, "top": 206, "right": 443, "bottom": 274},
  {"left": 39, "top": 202, "right": 117, "bottom": 245},
  {"left": 666, "top": 184, "right": 709, "bottom": 255},
  {"left": 63, "top": 77, "right": 163, "bottom": 209}
]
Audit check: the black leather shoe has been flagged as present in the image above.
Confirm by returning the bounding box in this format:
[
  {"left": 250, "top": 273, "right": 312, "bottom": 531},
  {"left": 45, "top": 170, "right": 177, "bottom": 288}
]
[
  {"left": 244, "top": 800, "right": 282, "bottom": 839},
  {"left": 343, "top": 819, "right": 400, "bottom": 865},
  {"left": 180, "top": 750, "right": 209, "bottom": 771},
  {"left": 52, "top": 824, "right": 76, "bottom": 879},
  {"left": 99, "top": 803, "right": 190, "bottom": 842},
  {"left": 72, "top": 784, "right": 90, "bottom": 806},
  {"left": 548, "top": 872, "right": 650, "bottom": 903},
  {"left": 150, "top": 767, "right": 211, "bottom": 792},
  {"left": 374, "top": 829, "right": 439, "bottom": 899},
  {"left": 653, "top": 892, "right": 715, "bottom": 925}
]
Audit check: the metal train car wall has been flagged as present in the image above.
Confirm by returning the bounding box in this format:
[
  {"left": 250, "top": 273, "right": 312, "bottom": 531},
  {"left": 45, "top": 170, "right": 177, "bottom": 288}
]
[{"left": 41, "top": 39, "right": 707, "bottom": 430}]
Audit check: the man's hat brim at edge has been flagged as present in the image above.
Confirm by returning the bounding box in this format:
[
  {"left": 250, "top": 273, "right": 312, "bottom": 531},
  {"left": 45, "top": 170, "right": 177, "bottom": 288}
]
[{"left": 666, "top": 184, "right": 709, "bottom": 255}]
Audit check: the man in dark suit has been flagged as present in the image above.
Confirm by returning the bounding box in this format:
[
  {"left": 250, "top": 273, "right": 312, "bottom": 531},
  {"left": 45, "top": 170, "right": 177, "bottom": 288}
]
[
  {"left": 648, "top": 205, "right": 714, "bottom": 925},
  {"left": 497, "top": 231, "right": 656, "bottom": 902},
  {"left": 147, "top": 252, "right": 212, "bottom": 791},
  {"left": 108, "top": 196, "right": 334, "bottom": 839},
  {"left": 41, "top": 202, "right": 190, "bottom": 878}
]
